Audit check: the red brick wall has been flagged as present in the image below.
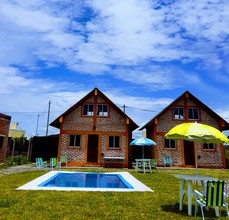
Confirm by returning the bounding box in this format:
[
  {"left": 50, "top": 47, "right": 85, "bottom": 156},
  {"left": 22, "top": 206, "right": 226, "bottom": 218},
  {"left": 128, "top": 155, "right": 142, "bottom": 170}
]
[
  {"left": 61, "top": 134, "right": 86, "bottom": 163},
  {"left": 59, "top": 95, "right": 127, "bottom": 166},
  {"left": 155, "top": 98, "right": 224, "bottom": 168},
  {"left": 0, "top": 115, "right": 11, "bottom": 163}
]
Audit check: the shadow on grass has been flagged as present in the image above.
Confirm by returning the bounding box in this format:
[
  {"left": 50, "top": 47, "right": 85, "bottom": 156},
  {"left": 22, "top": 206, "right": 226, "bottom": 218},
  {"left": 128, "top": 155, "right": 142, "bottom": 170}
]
[
  {"left": 161, "top": 203, "right": 191, "bottom": 217},
  {"left": 161, "top": 203, "right": 228, "bottom": 219}
]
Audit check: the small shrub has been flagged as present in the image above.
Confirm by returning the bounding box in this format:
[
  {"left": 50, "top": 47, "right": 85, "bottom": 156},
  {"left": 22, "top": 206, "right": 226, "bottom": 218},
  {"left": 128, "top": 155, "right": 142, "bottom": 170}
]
[{"left": 4, "top": 155, "right": 30, "bottom": 167}]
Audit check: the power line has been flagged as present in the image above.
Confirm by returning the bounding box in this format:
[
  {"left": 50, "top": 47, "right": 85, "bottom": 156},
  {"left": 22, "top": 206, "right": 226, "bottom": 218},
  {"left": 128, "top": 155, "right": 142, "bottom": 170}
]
[
  {"left": 2, "top": 111, "right": 63, "bottom": 115},
  {"left": 3, "top": 104, "right": 229, "bottom": 119},
  {"left": 118, "top": 105, "right": 159, "bottom": 113},
  {"left": 125, "top": 105, "right": 159, "bottom": 113}
]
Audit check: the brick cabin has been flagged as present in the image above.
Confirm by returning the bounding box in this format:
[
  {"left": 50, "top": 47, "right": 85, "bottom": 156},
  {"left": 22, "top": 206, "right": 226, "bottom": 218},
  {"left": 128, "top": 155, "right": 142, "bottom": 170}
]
[
  {"left": 50, "top": 88, "right": 138, "bottom": 168},
  {"left": 140, "top": 91, "right": 229, "bottom": 169},
  {"left": 0, "top": 113, "right": 11, "bottom": 163}
]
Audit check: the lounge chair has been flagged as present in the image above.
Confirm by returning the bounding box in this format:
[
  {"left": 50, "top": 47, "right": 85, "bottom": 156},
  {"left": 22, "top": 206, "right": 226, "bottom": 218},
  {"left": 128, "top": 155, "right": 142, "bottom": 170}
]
[
  {"left": 50, "top": 157, "right": 60, "bottom": 170},
  {"left": 35, "top": 158, "right": 47, "bottom": 171},
  {"left": 164, "top": 156, "right": 172, "bottom": 167},
  {"left": 150, "top": 159, "right": 157, "bottom": 170},
  {"left": 195, "top": 180, "right": 229, "bottom": 219},
  {"left": 59, "top": 156, "right": 68, "bottom": 168}
]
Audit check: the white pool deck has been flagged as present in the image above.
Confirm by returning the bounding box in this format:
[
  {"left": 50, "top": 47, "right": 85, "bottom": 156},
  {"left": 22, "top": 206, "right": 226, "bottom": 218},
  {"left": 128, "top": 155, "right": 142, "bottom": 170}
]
[{"left": 17, "top": 171, "right": 153, "bottom": 192}]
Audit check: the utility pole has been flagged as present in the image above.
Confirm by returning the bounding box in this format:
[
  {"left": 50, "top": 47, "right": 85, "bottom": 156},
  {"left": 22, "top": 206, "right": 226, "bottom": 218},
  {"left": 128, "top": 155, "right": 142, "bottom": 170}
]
[
  {"left": 123, "top": 104, "right": 126, "bottom": 113},
  {"left": 46, "top": 101, "right": 51, "bottom": 136},
  {"left": 36, "top": 114, "right": 39, "bottom": 136}
]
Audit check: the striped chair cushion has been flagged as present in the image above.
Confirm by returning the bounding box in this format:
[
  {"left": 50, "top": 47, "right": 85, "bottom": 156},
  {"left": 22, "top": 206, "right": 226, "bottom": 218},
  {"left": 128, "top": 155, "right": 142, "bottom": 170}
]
[{"left": 206, "top": 180, "right": 224, "bottom": 207}]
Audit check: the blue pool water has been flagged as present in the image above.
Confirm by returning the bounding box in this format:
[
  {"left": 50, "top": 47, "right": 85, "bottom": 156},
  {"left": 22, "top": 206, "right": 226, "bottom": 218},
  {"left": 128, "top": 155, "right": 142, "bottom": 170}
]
[{"left": 38, "top": 172, "right": 134, "bottom": 189}]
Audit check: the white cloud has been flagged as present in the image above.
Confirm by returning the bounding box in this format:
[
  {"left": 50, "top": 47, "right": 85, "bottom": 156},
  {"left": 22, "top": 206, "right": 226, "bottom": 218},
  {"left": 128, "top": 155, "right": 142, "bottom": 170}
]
[
  {"left": 215, "top": 108, "right": 229, "bottom": 124},
  {"left": 0, "top": 3, "right": 66, "bottom": 32},
  {"left": 0, "top": 0, "right": 228, "bottom": 84},
  {"left": 0, "top": 0, "right": 229, "bottom": 137},
  {"left": 111, "top": 65, "right": 202, "bottom": 91},
  {"left": 0, "top": 67, "right": 172, "bottom": 137}
]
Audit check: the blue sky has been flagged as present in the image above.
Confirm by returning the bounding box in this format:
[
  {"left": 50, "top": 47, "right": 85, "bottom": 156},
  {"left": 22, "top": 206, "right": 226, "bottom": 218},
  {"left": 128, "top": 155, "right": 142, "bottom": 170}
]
[{"left": 0, "top": 0, "right": 229, "bottom": 138}]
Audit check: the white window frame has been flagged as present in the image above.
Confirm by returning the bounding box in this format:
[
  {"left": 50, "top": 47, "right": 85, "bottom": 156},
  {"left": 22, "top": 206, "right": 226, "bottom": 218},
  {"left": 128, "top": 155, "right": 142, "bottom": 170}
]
[
  {"left": 97, "top": 104, "right": 108, "bottom": 116},
  {"left": 173, "top": 107, "right": 184, "bottom": 119},
  {"left": 69, "top": 134, "right": 81, "bottom": 147},
  {"left": 164, "top": 138, "right": 176, "bottom": 149},
  {"left": 83, "top": 104, "right": 94, "bottom": 116},
  {"left": 203, "top": 143, "right": 214, "bottom": 150},
  {"left": 188, "top": 108, "right": 199, "bottom": 120},
  {"left": 108, "top": 136, "right": 120, "bottom": 148}
]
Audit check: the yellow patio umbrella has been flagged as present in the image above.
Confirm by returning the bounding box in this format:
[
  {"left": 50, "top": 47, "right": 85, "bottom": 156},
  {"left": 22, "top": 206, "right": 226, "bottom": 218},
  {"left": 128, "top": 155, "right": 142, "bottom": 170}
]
[{"left": 165, "top": 122, "right": 229, "bottom": 174}]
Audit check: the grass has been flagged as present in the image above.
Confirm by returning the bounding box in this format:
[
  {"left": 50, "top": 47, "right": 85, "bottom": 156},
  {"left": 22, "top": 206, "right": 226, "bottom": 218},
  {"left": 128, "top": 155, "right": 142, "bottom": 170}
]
[{"left": 0, "top": 167, "right": 229, "bottom": 220}]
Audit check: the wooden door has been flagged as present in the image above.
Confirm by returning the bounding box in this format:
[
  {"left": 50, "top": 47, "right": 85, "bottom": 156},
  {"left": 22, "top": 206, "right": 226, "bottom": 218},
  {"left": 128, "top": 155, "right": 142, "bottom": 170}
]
[
  {"left": 87, "top": 134, "right": 98, "bottom": 163},
  {"left": 184, "top": 140, "right": 195, "bottom": 166}
]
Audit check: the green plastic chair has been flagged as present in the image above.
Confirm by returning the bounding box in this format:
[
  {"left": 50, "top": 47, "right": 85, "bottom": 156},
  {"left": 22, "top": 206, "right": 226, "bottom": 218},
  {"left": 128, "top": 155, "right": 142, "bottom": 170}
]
[
  {"left": 195, "top": 180, "right": 229, "bottom": 219},
  {"left": 35, "top": 158, "right": 47, "bottom": 171},
  {"left": 60, "top": 156, "right": 68, "bottom": 168},
  {"left": 50, "top": 158, "right": 60, "bottom": 170},
  {"left": 150, "top": 159, "right": 157, "bottom": 170}
]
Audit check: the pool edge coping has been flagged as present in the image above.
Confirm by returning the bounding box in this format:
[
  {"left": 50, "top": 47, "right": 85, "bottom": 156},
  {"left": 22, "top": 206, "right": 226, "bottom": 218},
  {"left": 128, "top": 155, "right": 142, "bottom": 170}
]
[{"left": 17, "top": 171, "right": 153, "bottom": 192}]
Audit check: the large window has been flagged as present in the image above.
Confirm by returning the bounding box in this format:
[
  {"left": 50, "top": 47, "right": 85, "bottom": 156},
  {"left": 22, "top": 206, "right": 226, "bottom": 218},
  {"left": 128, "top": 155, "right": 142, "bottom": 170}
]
[
  {"left": 69, "top": 135, "right": 81, "bottom": 147},
  {"left": 203, "top": 143, "right": 214, "bottom": 150},
  {"left": 83, "top": 104, "right": 94, "bottom": 116},
  {"left": 164, "top": 138, "right": 176, "bottom": 149},
  {"left": 109, "top": 136, "right": 120, "bottom": 148},
  {"left": 173, "top": 107, "right": 184, "bottom": 119},
  {"left": 97, "top": 104, "right": 108, "bottom": 116},
  {"left": 188, "top": 108, "right": 199, "bottom": 120}
]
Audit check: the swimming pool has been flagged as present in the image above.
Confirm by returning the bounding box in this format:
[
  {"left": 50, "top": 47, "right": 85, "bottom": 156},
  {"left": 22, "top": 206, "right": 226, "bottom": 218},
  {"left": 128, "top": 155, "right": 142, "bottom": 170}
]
[
  {"left": 17, "top": 171, "right": 153, "bottom": 192},
  {"left": 39, "top": 172, "right": 133, "bottom": 189}
]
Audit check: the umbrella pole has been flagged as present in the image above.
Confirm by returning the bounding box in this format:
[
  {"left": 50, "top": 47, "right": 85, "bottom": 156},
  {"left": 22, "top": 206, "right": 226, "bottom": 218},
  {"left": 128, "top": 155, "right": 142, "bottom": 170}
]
[
  {"left": 142, "top": 146, "right": 144, "bottom": 159},
  {"left": 195, "top": 142, "right": 198, "bottom": 176}
]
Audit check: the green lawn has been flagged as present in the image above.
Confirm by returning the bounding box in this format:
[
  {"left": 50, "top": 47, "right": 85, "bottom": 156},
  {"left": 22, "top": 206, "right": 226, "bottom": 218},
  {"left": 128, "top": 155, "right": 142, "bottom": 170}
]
[{"left": 0, "top": 167, "right": 228, "bottom": 220}]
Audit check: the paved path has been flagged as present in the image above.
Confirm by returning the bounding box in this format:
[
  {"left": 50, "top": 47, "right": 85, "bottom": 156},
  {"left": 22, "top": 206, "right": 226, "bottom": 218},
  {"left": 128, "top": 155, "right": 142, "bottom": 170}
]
[{"left": 0, "top": 164, "right": 37, "bottom": 176}]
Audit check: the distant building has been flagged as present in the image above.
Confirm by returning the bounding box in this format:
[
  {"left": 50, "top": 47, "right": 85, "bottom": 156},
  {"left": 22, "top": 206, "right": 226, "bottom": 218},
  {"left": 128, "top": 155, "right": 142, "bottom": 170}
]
[
  {"left": 0, "top": 113, "right": 11, "bottom": 163},
  {"left": 9, "top": 122, "right": 26, "bottom": 138}
]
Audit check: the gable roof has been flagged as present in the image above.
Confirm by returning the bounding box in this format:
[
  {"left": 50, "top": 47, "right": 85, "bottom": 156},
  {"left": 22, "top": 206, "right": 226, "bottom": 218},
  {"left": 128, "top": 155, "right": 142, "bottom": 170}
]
[
  {"left": 140, "top": 90, "right": 229, "bottom": 130},
  {"left": 0, "top": 113, "right": 11, "bottom": 120},
  {"left": 50, "top": 87, "right": 138, "bottom": 129}
]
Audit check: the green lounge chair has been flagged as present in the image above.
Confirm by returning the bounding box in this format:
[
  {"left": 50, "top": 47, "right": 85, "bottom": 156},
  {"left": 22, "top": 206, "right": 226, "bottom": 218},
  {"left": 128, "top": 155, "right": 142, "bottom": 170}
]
[
  {"left": 195, "top": 180, "right": 229, "bottom": 219},
  {"left": 50, "top": 157, "right": 60, "bottom": 170},
  {"left": 35, "top": 158, "right": 47, "bottom": 171},
  {"left": 60, "top": 156, "right": 68, "bottom": 168},
  {"left": 150, "top": 159, "right": 157, "bottom": 169}
]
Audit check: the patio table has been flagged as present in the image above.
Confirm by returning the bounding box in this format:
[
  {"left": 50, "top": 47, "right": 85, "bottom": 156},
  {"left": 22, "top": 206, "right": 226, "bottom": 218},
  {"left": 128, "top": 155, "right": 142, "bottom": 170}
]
[
  {"left": 135, "top": 159, "right": 152, "bottom": 173},
  {"left": 175, "top": 174, "right": 218, "bottom": 216}
]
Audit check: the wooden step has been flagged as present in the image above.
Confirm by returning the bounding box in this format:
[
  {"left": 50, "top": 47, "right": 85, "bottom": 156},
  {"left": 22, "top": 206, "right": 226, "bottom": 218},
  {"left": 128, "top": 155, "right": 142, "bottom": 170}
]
[{"left": 83, "top": 163, "right": 102, "bottom": 167}]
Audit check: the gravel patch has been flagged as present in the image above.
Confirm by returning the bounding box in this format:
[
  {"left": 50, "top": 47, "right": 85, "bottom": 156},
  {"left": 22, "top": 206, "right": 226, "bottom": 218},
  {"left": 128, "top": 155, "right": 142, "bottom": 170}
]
[{"left": 0, "top": 164, "right": 37, "bottom": 176}]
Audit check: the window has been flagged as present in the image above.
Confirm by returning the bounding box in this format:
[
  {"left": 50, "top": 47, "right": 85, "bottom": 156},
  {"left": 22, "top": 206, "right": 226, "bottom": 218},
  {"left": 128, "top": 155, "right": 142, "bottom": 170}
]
[
  {"left": 203, "top": 143, "right": 214, "bottom": 150},
  {"left": 69, "top": 135, "right": 81, "bottom": 147},
  {"left": 173, "top": 107, "right": 184, "bottom": 119},
  {"left": 83, "top": 104, "right": 94, "bottom": 116},
  {"left": 188, "top": 108, "right": 199, "bottom": 120},
  {"left": 97, "top": 104, "right": 108, "bottom": 116},
  {"left": 109, "top": 136, "right": 120, "bottom": 148},
  {"left": 164, "top": 139, "right": 176, "bottom": 149}
]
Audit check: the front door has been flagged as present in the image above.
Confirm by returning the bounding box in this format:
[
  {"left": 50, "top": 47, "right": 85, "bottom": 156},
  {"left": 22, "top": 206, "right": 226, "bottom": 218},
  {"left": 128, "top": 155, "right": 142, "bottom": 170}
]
[
  {"left": 87, "top": 134, "right": 99, "bottom": 163},
  {"left": 184, "top": 140, "right": 195, "bottom": 166}
]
